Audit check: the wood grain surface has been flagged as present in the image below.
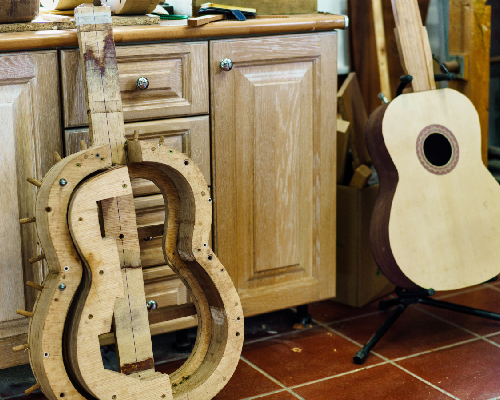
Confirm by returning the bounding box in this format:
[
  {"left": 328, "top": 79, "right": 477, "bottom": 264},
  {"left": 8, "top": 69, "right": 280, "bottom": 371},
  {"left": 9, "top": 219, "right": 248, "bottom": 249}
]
[
  {"left": 211, "top": 33, "right": 337, "bottom": 315},
  {"left": 61, "top": 43, "right": 209, "bottom": 126},
  {"left": 0, "top": 51, "right": 62, "bottom": 328},
  {"left": 0, "top": 15, "right": 348, "bottom": 52},
  {"left": 371, "top": 89, "right": 500, "bottom": 290}
]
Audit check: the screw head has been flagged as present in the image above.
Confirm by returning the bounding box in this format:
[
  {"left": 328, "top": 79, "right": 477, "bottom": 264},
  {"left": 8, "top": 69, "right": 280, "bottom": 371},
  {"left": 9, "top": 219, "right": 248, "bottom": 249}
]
[
  {"left": 59, "top": 178, "right": 67, "bottom": 186},
  {"left": 146, "top": 300, "right": 158, "bottom": 311},
  {"left": 58, "top": 283, "right": 66, "bottom": 291},
  {"left": 137, "top": 77, "right": 149, "bottom": 90}
]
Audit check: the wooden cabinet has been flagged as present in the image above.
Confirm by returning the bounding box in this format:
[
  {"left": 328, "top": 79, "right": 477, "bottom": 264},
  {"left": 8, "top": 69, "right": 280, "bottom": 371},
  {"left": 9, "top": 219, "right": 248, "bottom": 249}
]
[
  {"left": 0, "top": 51, "right": 62, "bottom": 368},
  {"left": 0, "top": 31, "right": 339, "bottom": 368},
  {"left": 210, "top": 33, "right": 338, "bottom": 316},
  {"left": 60, "top": 42, "right": 209, "bottom": 127}
]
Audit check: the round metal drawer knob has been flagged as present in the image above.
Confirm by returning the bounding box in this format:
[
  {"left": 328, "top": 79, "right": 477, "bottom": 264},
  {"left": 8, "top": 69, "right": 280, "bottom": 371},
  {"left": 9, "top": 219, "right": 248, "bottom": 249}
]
[
  {"left": 220, "top": 58, "right": 233, "bottom": 71},
  {"left": 137, "top": 77, "right": 149, "bottom": 90},
  {"left": 146, "top": 300, "right": 158, "bottom": 311}
]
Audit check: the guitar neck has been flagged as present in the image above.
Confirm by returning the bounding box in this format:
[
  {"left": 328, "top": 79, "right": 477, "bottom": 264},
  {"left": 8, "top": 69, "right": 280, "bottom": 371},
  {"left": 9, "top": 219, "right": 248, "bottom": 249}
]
[{"left": 392, "top": 0, "right": 436, "bottom": 92}]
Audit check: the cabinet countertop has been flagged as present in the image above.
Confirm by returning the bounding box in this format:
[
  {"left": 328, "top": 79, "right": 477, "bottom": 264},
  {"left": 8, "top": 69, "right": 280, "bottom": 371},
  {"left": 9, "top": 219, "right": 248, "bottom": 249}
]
[{"left": 0, "top": 14, "right": 347, "bottom": 52}]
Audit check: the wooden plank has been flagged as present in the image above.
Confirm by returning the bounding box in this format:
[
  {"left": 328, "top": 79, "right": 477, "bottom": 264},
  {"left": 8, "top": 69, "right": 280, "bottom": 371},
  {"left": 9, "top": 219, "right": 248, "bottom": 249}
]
[
  {"left": 188, "top": 14, "right": 225, "bottom": 27},
  {"left": 76, "top": 6, "right": 126, "bottom": 165},
  {"left": 449, "top": 0, "right": 491, "bottom": 164},
  {"left": 349, "top": 165, "right": 372, "bottom": 189},
  {"left": 337, "top": 118, "right": 350, "bottom": 184},
  {"left": 372, "top": 0, "right": 391, "bottom": 101},
  {"left": 147, "top": 303, "right": 197, "bottom": 325},
  {"left": 347, "top": 0, "right": 430, "bottom": 114},
  {"left": 337, "top": 72, "right": 371, "bottom": 166},
  {"left": 391, "top": 0, "right": 435, "bottom": 92},
  {"left": 193, "top": 0, "right": 317, "bottom": 15}
]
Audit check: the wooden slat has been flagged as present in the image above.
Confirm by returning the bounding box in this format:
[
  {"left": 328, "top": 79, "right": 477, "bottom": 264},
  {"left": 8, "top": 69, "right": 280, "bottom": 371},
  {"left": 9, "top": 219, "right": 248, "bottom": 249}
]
[
  {"left": 147, "top": 303, "right": 197, "bottom": 325},
  {"left": 391, "top": 0, "right": 435, "bottom": 92},
  {"left": 372, "top": 0, "right": 391, "bottom": 101},
  {"left": 337, "top": 73, "right": 370, "bottom": 166},
  {"left": 449, "top": 0, "right": 491, "bottom": 164}
]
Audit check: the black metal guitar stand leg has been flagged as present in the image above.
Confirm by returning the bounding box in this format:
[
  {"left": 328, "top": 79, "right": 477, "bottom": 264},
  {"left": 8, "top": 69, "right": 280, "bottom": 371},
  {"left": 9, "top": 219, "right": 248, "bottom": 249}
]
[{"left": 353, "top": 285, "right": 500, "bottom": 365}]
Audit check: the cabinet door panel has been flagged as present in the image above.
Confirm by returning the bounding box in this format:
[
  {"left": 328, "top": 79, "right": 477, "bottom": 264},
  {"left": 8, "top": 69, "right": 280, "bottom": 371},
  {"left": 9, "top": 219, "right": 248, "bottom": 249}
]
[
  {"left": 0, "top": 51, "right": 62, "bottom": 367},
  {"left": 211, "top": 33, "right": 337, "bottom": 315},
  {"left": 61, "top": 42, "right": 209, "bottom": 127}
]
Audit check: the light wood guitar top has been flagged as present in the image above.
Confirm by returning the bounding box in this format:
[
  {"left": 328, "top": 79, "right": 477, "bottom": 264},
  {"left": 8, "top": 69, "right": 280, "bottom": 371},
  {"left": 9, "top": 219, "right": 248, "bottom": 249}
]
[{"left": 381, "top": 88, "right": 500, "bottom": 290}]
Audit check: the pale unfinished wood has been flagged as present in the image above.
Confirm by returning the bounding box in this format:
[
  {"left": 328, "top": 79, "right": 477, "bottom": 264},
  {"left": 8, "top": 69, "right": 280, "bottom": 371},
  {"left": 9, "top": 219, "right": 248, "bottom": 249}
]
[
  {"left": 211, "top": 33, "right": 337, "bottom": 314},
  {"left": 337, "top": 72, "right": 370, "bottom": 167},
  {"left": 61, "top": 42, "right": 209, "bottom": 127},
  {"left": 188, "top": 14, "right": 225, "bottom": 27},
  {"left": 349, "top": 165, "right": 372, "bottom": 189},
  {"left": 0, "top": 51, "right": 62, "bottom": 330},
  {"left": 380, "top": 89, "right": 500, "bottom": 289},
  {"left": 337, "top": 118, "right": 350, "bottom": 184},
  {"left": 67, "top": 166, "right": 171, "bottom": 398},
  {"left": 391, "top": 0, "right": 435, "bottom": 92},
  {"left": 128, "top": 140, "right": 243, "bottom": 397},
  {"left": 29, "top": 145, "right": 113, "bottom": 400},
  {"left": 76, "top": 5, "right": 126, "bottom": 165},
  {"left": 65, "top": 116, "right": 211, "bottom": 199},
  {"left": 372, "top": 0, "right": 391, "bottom": 101},
  {"left": 449, "top": 0, "right": 491, "bottom": 164}
]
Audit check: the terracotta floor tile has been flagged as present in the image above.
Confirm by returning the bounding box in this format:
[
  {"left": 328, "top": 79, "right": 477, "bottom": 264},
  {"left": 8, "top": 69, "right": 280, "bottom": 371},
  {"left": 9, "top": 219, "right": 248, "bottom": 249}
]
[
  {"left": 307, "top": 296, "right": 393, "bottom": 324},
  {"left": 256, "top": 391, "right": 300, "bottom": 399},
  {"left": 244, "top": 309, "right": 307, "bottom": 343},
  {"left": 416, "top": 286, "right": 500, "bottom": 336},
  {"left": 213, "top": 360, "right": 282, "bottom": 400},
  {"left": 293, "top": 363, "right": 451, "bottom": 400},
  {"left": 155, "top": 357, "right": 188, "bottom": 375},
  {"left": 332, "top": 306, "right": 474, "bottom": 360},
  {"left": 397, "top": 339, "right": 500, "bottom": 399},
  {"left": 486, "top": 332, "right": 500, "bottom": 345},
  {"left": 242, "top": 326, "right": 383, "bottom": 387}
]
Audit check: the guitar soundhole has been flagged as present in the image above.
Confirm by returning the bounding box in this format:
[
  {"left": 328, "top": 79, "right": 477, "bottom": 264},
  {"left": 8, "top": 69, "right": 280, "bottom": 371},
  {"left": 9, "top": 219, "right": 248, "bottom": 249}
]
[
  {"left": 423, "top": 134, "right": 452, "bottom": 167},
  {"left": 416, "top": 124, "right": 459, "bottom": 175}
]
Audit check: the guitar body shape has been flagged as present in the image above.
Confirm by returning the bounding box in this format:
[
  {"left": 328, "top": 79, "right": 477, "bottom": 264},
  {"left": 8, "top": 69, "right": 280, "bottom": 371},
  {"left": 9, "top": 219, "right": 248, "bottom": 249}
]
[{"left": 367, "top": 88, "right": 500, "bottom": 290}]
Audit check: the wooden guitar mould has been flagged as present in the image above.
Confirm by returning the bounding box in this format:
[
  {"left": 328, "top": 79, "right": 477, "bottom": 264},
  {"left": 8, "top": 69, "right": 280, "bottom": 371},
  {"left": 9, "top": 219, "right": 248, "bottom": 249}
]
[{"left": 14, "top": 3, "right": 244, "bottom": 399}]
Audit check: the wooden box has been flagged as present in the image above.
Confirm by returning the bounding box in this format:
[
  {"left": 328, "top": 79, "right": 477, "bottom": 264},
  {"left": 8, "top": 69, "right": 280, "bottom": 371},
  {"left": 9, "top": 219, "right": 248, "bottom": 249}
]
[
  {"left": 193, "top": 0, "right": 317, "bottom": 15},
  {"left": 336, "top": 184, "right": 394, "bottom": 307}
]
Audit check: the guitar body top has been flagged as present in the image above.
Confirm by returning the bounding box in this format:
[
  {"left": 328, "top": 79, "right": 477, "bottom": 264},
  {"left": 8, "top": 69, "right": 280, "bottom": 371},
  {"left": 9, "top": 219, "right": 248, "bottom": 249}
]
[{"left": 367, "top": 88, "right": 500, "bottom": 290}]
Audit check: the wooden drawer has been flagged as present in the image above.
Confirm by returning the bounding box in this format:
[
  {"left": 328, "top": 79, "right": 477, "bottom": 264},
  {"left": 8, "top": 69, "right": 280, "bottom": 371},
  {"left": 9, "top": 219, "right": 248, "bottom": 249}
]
[
  {"left": 65, "top": 115, "right": 211, "bottom": 189},
  {"left": 60, "top": 42, "right": 209, "bottom": 127},
  {"left": 143, "top": 266, "right": 188, "bottom": 308}
]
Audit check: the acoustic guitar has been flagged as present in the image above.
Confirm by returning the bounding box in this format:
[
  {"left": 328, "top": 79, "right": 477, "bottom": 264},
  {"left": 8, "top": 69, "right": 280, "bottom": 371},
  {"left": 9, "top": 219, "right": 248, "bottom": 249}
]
[{"left": 366, "top": 0, "right": 500, "bottom": 290}]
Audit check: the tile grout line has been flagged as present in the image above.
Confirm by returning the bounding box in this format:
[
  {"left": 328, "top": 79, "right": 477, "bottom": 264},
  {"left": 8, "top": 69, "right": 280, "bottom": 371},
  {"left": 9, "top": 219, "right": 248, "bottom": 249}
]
[
  {"left": 434, "top": 284, "right": 488, "bottom": 300},
  {"left": 289, "top": 359, "right": 391, "bottom": 390},
  {"left": 239, "top": 356, "right": 305, "bottom": 400},
  {"left": 312, "top": 318, "right": 460, "bottom": 400}
]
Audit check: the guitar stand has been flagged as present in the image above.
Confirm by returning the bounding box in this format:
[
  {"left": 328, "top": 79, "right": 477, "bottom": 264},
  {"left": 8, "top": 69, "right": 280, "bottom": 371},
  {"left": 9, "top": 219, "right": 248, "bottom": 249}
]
[{"left": 353, "top": 283, "right": 500, "bottom": 365}]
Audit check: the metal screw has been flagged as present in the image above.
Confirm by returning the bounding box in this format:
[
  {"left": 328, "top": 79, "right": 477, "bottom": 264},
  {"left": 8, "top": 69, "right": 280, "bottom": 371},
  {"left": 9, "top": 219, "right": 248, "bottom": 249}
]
[
  {"left": 146, "top": 300, "right": 158, "bottom": 311},
  {"left": 59, "top": 179, "right": 67, "bottom": 186},
  {"left": 137, "top": 77, "right": 149, "bottom": 90},
  {"left": 58, "top": 283, "right": 66, "bottom": 291}
]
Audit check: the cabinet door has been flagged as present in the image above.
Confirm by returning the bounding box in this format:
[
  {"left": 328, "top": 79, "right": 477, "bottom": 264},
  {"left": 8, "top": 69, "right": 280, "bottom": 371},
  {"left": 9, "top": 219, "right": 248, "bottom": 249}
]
[
  {"left": 61, "top": 42, "right": 209, "bottom": 127},
  {"left": 0, "top": 52, "right": 62, "bottom": 366},
  {"left": 210, "top": 33, "right": 337, "bottom": 316}
]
